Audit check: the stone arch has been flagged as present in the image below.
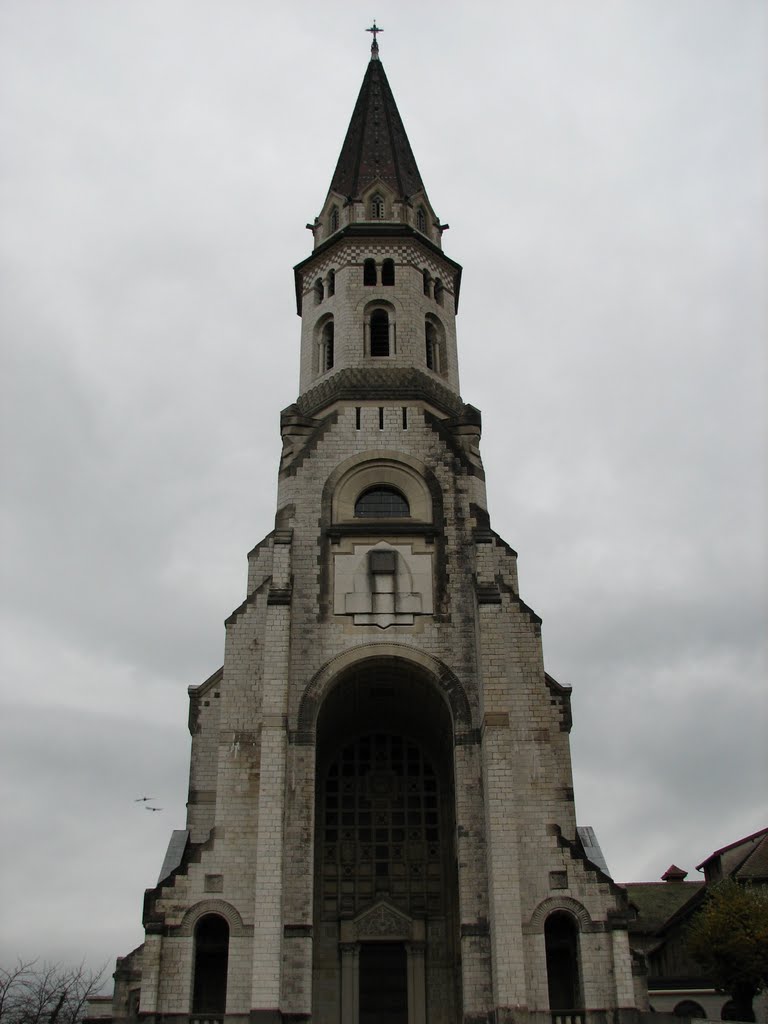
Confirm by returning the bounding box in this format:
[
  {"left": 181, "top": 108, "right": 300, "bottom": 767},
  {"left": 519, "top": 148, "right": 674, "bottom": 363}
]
[
  {"left": 322, "top": 449, "right": 443, "bottom": 528},
  {"left": 178, "top": 899, "right": 248, "bottom": 937},
  {"left": 332, "top": 458, "right": 432, "bottom": 523},
  {"left": 295, "top": 643, "right": 473, "bottom": 742},
  {"left": 528, "top": 896, "right": 594, "bottom": 933}
]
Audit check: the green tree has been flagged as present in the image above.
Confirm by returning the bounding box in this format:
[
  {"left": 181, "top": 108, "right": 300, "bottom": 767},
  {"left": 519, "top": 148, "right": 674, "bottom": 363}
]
[{"left": 687, "top": 880, "right": 768, "bottom": 1022}]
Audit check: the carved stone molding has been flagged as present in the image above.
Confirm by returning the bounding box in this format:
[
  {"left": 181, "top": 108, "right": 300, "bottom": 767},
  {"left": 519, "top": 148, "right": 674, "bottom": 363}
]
[{"left": 356, "top": 903, "right": 411, "bottom": 939}]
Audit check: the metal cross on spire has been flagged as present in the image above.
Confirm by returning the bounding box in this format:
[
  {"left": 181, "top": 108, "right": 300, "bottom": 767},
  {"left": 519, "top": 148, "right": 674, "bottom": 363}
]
[{"left": 366, "top": 20, "right": 383, "bottom": 60}]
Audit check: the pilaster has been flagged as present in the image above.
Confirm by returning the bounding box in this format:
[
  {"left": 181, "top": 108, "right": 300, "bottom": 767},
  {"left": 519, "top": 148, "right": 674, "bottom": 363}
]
[{"left": 250, "top": 533, "right": 293, "bottom": 1013}]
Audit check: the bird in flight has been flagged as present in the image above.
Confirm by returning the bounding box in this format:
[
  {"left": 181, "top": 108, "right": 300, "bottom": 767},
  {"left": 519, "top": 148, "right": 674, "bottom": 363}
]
[
  {"left": 134, "top": 796, "right": 155, "bottom": 802},
  {"left": 145, "top": 806, "right": 163, "bottom": 812}
]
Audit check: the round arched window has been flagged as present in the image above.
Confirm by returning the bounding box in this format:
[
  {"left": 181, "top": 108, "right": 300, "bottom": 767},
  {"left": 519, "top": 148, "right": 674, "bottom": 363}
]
[{"left": 354, "top": 486, "right": 410, "bottom": 518}]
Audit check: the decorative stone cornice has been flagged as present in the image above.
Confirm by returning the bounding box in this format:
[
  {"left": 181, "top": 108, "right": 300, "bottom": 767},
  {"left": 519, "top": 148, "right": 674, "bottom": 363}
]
[{"left": 296, "top": 366, "right": 464, "bottom": 419}]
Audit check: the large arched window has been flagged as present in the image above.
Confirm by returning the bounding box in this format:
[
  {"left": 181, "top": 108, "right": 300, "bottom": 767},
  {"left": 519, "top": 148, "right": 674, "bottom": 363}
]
[
  {"left": 545, "top": 912, "right": 581, "bottom": 1013},
  {"left": 382, "top": 259, "right": 395, "bottom": 286},
  {"left": 363, "top": 259, "right": 377, "bottom": 286},
  {"left": 370, "top": 309, "right": 390, "bottom": 357},
  {"left": 192, "top": 914, "right": 229, "bottom": 1015},
  {"left": 354, "top": 486, "right": 410, "bottom": 518}
]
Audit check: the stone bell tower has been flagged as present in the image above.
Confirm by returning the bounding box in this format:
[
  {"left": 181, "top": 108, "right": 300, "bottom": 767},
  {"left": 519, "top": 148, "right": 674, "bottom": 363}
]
[{"left": 111, "top": 30, "right": 645, "bottom": 1024}]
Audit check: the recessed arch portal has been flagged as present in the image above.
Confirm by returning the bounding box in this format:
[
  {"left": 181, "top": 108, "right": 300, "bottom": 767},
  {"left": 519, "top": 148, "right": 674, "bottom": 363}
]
[
  {"left": 311, "top": 656, "right": 464, "bottom": 1024},
  {"left": 297, "top": 645, "right": 473, "bottom": 742}
]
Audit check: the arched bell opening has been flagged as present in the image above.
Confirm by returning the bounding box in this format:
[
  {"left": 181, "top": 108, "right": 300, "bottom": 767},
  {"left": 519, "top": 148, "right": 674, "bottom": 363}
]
[{"left": 311, "top": 658, "right": 461, "bottom": 1024}]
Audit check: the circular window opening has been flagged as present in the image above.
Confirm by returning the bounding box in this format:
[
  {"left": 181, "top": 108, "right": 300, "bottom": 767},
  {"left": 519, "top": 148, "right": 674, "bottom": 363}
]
[{"left": 354, "top": 486, "right": 410, "bottom": 518}]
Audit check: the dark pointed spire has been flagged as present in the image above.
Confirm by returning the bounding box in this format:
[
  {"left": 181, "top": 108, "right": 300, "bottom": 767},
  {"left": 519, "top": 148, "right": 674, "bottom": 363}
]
[{"left": 328, "top": 49, "right": 425, "bottom": 201}]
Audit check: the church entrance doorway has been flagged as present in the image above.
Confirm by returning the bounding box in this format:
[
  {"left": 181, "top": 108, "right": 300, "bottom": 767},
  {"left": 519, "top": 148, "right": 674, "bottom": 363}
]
[
  {"left": 312, "top": 658, "right": 461, "bottom": 1024},
  {"left": 359, "top": 943, "right": 407, "bottom": 1024}
]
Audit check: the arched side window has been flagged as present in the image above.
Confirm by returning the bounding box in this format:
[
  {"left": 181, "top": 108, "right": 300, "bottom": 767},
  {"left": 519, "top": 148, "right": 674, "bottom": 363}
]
[
  {"left": 720, "top": 1002, "right": 739, "bottom": 1021},
  {"left": 545, "top": 912, "right": 582, "bottom": 1013},
  {"left": 192, "top": 914, "right": 229, "bottom": 1015},
  {"left": 434, "top": 278, "right": 444, "bottom": 305},
  {"left": 330, "top": 205, "right": 339, "bottom": 232},
  {"left": 363, "top": 259, "right": 377, "bottom": 286},
  {"left": 425, "top": 320, "right": 438, "bottom": 371},
  {"left": 370, "top": 309, "right": 390, "bottom": 357},
  {"left": 674, "top": 1002, "right": 705, "bottom": 1019},
  {"left": 416, "top": 207, "right": 427, "bottom": 232},
  {"left": 355, "top": 486, "right": 410, "bottom": 518},
  {"left": 422, "top": 269, "right": 431, "bottom": 297},
  {"left": 327, "top": 268, "right": 335, "bottom": 297},
  {"left": 314, "top": 277, "right": 324, "bottom": 305},
  {"left": 322, "top": 320, "right": 334, "bottom": 372},
  {"left": 370, "top": 193, "right": 385, "bottom": 219},
  {"left": 382, "top": 259, "right": 395, "bottom": 286}
]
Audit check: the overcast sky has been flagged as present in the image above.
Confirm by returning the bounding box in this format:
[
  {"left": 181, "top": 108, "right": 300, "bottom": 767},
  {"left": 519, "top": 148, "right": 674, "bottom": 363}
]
[{"left": 1, "top": 0, "right": 766, "bottom": 980}]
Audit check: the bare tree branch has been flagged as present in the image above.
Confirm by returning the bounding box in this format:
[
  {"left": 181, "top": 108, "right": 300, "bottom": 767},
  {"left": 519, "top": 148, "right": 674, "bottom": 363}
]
[{"left": 0, "top": 961, "right": 108, "bottom": 1024}]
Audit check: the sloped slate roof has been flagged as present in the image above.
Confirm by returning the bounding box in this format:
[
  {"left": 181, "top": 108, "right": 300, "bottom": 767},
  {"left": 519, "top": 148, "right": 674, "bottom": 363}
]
[
  {"left": 696, "top": 825, "right": 768, "bottom": 872},
  {"left": 623, "top": 881, "right": 703, "bottom": 935},
  {"left": 328, "top": 58, "right": 425, "bottom": 200},
  {"left": 736, "top": 832, "right": 768, "bottom": 880}
]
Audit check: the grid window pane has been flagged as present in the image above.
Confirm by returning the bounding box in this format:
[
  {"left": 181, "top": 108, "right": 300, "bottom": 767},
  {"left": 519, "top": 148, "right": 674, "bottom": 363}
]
[{"left": 319, "top": 732, "right": 443, "bottom": 916}]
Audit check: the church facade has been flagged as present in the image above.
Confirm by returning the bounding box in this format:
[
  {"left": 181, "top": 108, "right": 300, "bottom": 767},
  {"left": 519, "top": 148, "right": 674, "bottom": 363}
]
[{"left": 109, "top": 39, "right": 646, "bottom": 1024}]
